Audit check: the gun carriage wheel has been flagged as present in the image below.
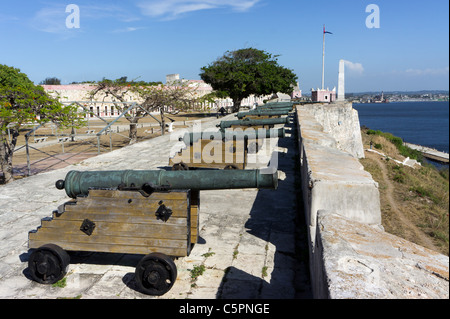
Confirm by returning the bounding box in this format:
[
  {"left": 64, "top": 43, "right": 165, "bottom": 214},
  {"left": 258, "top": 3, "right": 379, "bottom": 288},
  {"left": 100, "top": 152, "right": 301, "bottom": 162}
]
[
  {"left": 135, "top": 252, "right": 177, "bottom": 296},
  {"left": 28, "top": 244, "right": 70, "bottom": 284}
]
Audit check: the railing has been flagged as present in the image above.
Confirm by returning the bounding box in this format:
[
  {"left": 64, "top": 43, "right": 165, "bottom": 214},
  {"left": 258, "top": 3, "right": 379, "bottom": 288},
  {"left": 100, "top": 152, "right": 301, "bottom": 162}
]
[{"left": 15, "top": 101, "right": 173, "bottom": 176}]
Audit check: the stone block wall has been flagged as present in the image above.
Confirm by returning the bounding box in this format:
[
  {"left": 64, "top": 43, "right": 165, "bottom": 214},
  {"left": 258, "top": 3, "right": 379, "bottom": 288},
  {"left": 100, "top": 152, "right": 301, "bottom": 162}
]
[
  {"left": 296, "top": 104, "right": 381, "bottom": 248},
  {"left": 295, "top": 103, "right": 449, "bottom": 298}
]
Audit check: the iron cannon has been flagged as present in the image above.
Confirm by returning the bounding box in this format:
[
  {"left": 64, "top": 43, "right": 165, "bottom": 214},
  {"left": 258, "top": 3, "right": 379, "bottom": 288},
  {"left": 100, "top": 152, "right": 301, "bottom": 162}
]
[
  {"left": 56, "top": 169, "right": 278, "bottom": 199},
  {"left": 28, "top": 168, "right": 278, "bottom": 296},
  {"left": 257, "top": 102, "right": 294, "bottom": 109},
  {"left": 217, "top": 117, "right": 290, "bottom": 130},
  {"left": 170, "top": 128, "right": 286, "bottom": 170},
  {"left": 178, "top": 127, "right": 286, "bottom": 146},
  {"left": 235, "top": 109, "right": 291, "bottom": 119}
]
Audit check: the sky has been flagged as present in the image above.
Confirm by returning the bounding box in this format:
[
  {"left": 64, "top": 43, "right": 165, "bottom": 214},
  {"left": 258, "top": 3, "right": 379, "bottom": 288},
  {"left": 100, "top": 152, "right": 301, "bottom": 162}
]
[{"left": 0, "top": 0, "right": 449, "bottom": 93}]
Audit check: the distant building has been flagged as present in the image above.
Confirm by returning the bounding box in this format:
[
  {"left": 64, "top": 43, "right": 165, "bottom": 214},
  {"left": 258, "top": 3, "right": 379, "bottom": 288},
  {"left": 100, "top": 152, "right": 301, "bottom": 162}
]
[
  {"left": 42, "top": 73, "right": 294, "bottom": 115},
  {"left": 290, "top": 82, "right": 302, "bottom": 99},
  {"left": 311, "top": 87, "right": 336, "bottom": 102},
  {"left": 165, "top": 74, "right": 180, "bottom": 84}
]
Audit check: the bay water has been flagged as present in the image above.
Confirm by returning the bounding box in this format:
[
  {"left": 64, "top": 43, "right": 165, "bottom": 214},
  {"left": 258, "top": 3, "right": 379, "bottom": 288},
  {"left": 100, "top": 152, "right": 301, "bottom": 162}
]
[{"left": 353, "top": 101, "right": 449, "bottom": 155}]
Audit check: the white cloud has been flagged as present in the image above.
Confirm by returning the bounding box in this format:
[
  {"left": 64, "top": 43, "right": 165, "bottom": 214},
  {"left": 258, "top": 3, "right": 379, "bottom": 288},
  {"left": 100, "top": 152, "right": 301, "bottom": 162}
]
[
  {"left": 112, "top": 26, "right": 146, "bottom": 33},
  {"left": 137, "top": 0, "right": 260, "bottom": 19},
  {"left": 0, "top": 14, "right": 19, "bottom": 23},
  {"left": 405, "top": 67, "right": 449, "bottom": 76},
  {"left": 31, "top": 6, "right": 68, "bottom": 34},
  {"left": 343, "top": 60, "right": 364, "bottom": 75}
]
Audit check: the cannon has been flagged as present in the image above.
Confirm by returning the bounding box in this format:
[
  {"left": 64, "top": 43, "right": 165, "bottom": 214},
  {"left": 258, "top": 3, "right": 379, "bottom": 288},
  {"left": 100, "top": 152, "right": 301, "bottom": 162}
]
[
  {"left": 178, "top": 128, "right": 286, "bottom": 146},
  {"left": 258, "top": 102, "right": 294, "bottom": 109},
  {"left": 27, "top": 169, "right": 278, "bottom": 296},
  {"left": 217, "top": 116, "right": 290, "bottom": 130},
  {"left": 57, "top": 169, "right": 277, "bottom": 198},
  {"left": 169, "top": 128, "right": 286, "bottom": 170},
  {"left": 235, "top": 109, "right": 291, "bottom": 119}
]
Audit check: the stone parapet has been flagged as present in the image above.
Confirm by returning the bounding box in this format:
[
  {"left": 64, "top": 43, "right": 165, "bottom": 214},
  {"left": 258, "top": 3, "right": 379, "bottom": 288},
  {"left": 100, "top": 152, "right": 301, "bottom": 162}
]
[
  {"left": 314, "top": 211, "right": 449, "bottom": 299},
  {"left": 295, "top": 104, "right": 449, "bottom": 299},
  {"left": 296, "top": 104, "right": 381, "bottom": 248}
]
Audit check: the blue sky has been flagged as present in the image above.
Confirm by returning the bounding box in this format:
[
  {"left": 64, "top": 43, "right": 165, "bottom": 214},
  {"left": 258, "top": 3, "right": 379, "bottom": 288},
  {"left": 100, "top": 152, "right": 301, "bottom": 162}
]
[{"left": 0, "top": 0, "right": 448, "bottom": 93}]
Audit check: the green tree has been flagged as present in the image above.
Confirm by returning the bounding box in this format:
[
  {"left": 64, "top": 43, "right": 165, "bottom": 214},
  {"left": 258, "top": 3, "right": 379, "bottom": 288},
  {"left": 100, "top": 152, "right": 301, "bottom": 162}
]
[
  {"left": 40, "top": 77, "right": 61, "bottom": 85},
  {"left": 0, "top": 64, "right": 83, "bottom": 184},
  {"left": 90, "top": 78, "right": 197, "bottom": 142},
  {"left": 89, "top": 77, "right": 143, "bottom": 144},
  {"left": 133, "top": 82, "right": 196, "bottom": 136},
  {"left": 200, "top": 48, "right": 298, "bottom": 112}
]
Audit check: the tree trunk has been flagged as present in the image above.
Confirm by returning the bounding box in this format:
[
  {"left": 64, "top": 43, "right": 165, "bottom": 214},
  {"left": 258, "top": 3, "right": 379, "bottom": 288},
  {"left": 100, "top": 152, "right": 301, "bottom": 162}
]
[
  {"left": 0, "top": 148, "right": 13, "bottom": 184},
  {"left": 232, "top": 98, "right": 242, "bottom": 113},
  {"left": 129, "top": 118, "right": 138, "bottom": 144},
  {"left": 160, "top": 108, "right": 166, "bottom": 136},
  {"left": 0, "top": 130, "right": 17, "bottom": 184}
]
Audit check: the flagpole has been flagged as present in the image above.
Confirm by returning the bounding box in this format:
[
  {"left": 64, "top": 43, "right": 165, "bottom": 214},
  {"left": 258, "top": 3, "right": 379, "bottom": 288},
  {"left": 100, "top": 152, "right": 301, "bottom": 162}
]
[{"left": 322, "top": 25, "right": 325, "bottom": 90}]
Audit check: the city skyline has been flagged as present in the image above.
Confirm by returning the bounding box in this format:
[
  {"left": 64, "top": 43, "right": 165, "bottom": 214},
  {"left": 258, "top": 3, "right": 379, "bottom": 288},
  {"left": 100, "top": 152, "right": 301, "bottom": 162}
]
[{"left": 0, "top": 0, "right": 448, "bottom": 93}]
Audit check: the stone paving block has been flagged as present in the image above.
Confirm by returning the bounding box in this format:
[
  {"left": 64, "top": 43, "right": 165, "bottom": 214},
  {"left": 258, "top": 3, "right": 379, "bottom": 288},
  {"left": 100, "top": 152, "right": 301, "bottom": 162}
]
[
  {"left": 231, "top": 253, "right": 267, "bottom": 279},
  {"left": 82, "top": 268, "right": 134, "bottom": 298},
  {"left": 203, "top": 253, "right": 235, "bottom": 271},
  {"left": 220, "top": 271, "right": 262, "bottom": 299}
]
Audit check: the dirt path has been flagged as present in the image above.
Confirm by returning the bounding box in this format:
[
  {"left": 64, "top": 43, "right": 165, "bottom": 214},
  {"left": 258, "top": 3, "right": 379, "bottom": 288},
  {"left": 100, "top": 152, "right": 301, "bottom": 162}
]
[{"left": 365, "top": 151, "right": 440, "bottom": 252}]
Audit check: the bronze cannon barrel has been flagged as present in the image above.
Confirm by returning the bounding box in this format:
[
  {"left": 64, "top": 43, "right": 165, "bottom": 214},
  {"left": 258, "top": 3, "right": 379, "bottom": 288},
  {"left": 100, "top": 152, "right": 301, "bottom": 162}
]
[
  {"left": 179, "top": 128, "right": 286, "bottom": 146},
  {"left": 217, "top": 117, "right": 290, "bottom": 130},
  {"left": 257, "top": 102, "right": 293, "bottom": 109},
  {"left": 235, "top": 109, "right": 291, "bottom": 119},
  {"left": 57, "top": 169, "right": 278, "bottom": 199}
]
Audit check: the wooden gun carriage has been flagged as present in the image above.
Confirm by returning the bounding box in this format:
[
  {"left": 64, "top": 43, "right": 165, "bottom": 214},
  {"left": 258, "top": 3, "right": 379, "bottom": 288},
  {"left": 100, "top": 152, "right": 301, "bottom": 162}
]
[
  {"left": 169, "top": 128, "right": 286, "bottom": 170},
  {"left": 27, "top": 169, "right": 278, "bottom": 296}
]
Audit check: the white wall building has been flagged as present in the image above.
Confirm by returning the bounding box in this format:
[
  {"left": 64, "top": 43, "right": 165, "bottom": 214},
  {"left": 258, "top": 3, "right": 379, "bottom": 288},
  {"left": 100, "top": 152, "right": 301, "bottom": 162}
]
[{"left": 42, "top": 74, "right": 293, "bottom": 116}]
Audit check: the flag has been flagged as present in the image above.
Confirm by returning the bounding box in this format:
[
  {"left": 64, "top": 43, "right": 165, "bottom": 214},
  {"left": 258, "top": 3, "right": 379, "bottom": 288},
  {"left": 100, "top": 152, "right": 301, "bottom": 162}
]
[{"left": 323, "top": 25, "right": 333, "bottom": 34}]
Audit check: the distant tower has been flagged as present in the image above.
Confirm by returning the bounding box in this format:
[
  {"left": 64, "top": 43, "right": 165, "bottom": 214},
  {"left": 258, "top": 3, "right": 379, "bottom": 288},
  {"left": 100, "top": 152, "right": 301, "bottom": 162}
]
[
  {"left": 166, "top": 74, "right": 180, "bottom": 84},
  {"left": 337, "top": 59, "right": 345, "bottom": 101}
]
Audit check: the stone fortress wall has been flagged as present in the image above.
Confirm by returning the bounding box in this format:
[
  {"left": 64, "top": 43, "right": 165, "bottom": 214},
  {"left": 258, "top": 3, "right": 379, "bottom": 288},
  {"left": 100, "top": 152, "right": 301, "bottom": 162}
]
[{"left": 296, "top": 102, "right": 449, "bottom": 298}]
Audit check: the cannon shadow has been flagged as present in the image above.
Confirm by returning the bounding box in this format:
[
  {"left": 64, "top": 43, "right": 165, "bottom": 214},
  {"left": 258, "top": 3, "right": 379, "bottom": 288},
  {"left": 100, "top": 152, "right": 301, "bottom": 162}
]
[{"left": 216, "top": 114, "right": 312, "bottom": 299}]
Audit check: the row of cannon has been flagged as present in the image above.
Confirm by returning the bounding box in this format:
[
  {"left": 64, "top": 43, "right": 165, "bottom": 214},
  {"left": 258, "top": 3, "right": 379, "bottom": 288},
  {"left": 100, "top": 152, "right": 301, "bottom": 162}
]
[
  {"left": 169, "top": 101, "right": 293, "bottom": 170},
  {"left": 26, "top": 102, "right": 293, "bottom": 296}
]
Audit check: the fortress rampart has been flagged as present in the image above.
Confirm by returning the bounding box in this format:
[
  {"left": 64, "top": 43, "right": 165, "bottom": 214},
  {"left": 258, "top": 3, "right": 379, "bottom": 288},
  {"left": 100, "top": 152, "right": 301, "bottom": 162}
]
[{"left": 296, "top": 102, "right": 449, "bottom": 298}]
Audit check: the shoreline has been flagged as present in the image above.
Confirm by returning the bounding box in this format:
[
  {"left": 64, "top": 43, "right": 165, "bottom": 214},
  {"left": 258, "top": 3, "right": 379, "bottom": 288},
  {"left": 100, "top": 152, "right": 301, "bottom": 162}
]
[{"left": 354, "top": 100, "right": 449, "bottom": 104}]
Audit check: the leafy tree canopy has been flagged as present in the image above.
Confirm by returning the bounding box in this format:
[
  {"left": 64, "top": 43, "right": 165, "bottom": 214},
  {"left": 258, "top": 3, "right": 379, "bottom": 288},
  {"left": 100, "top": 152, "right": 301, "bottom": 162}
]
[
  {"left": 200, "top": 48, "right": 298, "bottom": 111},
  {"left": 0, "top": 64, "right": 83, "bottom": 183},
  {"left": 40, "top": 77, "right": 61, "bottom": 85},
  {"left": 0, "top": 65, "right": 80, "bottom": 130}
]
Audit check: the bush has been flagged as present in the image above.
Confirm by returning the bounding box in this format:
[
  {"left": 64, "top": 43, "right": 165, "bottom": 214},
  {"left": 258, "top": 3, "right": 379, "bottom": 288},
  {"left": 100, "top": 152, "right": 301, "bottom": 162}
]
[
  {"left": 439, "top": 168, "right": 449, "bottom": 180},
  {"left": 365, "top": 129, "right": 423, "bottom": 162},
  {"left": 393, "top": 174, "right": 405, "bottom": 183}
]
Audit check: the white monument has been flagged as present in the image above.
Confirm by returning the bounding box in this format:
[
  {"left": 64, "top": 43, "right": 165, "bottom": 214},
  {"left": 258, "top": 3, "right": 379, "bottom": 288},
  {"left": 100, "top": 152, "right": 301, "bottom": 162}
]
[{"left": 337, "top": 59, "right": 345, "bottom": 101}]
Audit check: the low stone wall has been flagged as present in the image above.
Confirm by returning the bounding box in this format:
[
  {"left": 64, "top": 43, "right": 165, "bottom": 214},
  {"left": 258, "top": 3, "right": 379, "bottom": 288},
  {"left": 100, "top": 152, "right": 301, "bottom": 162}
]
[
  {"left": 299, "top": 102, "right": 365, "bottom": 158},
  {"left": 295, "top": 103, "right": 449, "bottom": 299},
  {"left": 296, "top": 104, "right": 381, "bottom": 248},
  {"left": 314, "top": 211, "right": 449, "bottom": 299}
]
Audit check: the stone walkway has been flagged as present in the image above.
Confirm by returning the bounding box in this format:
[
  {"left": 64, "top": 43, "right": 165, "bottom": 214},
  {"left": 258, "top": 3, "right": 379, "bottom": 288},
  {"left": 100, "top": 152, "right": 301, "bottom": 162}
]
[{"left": 0, "top": 114, "right": 311, "bottom": 299}]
